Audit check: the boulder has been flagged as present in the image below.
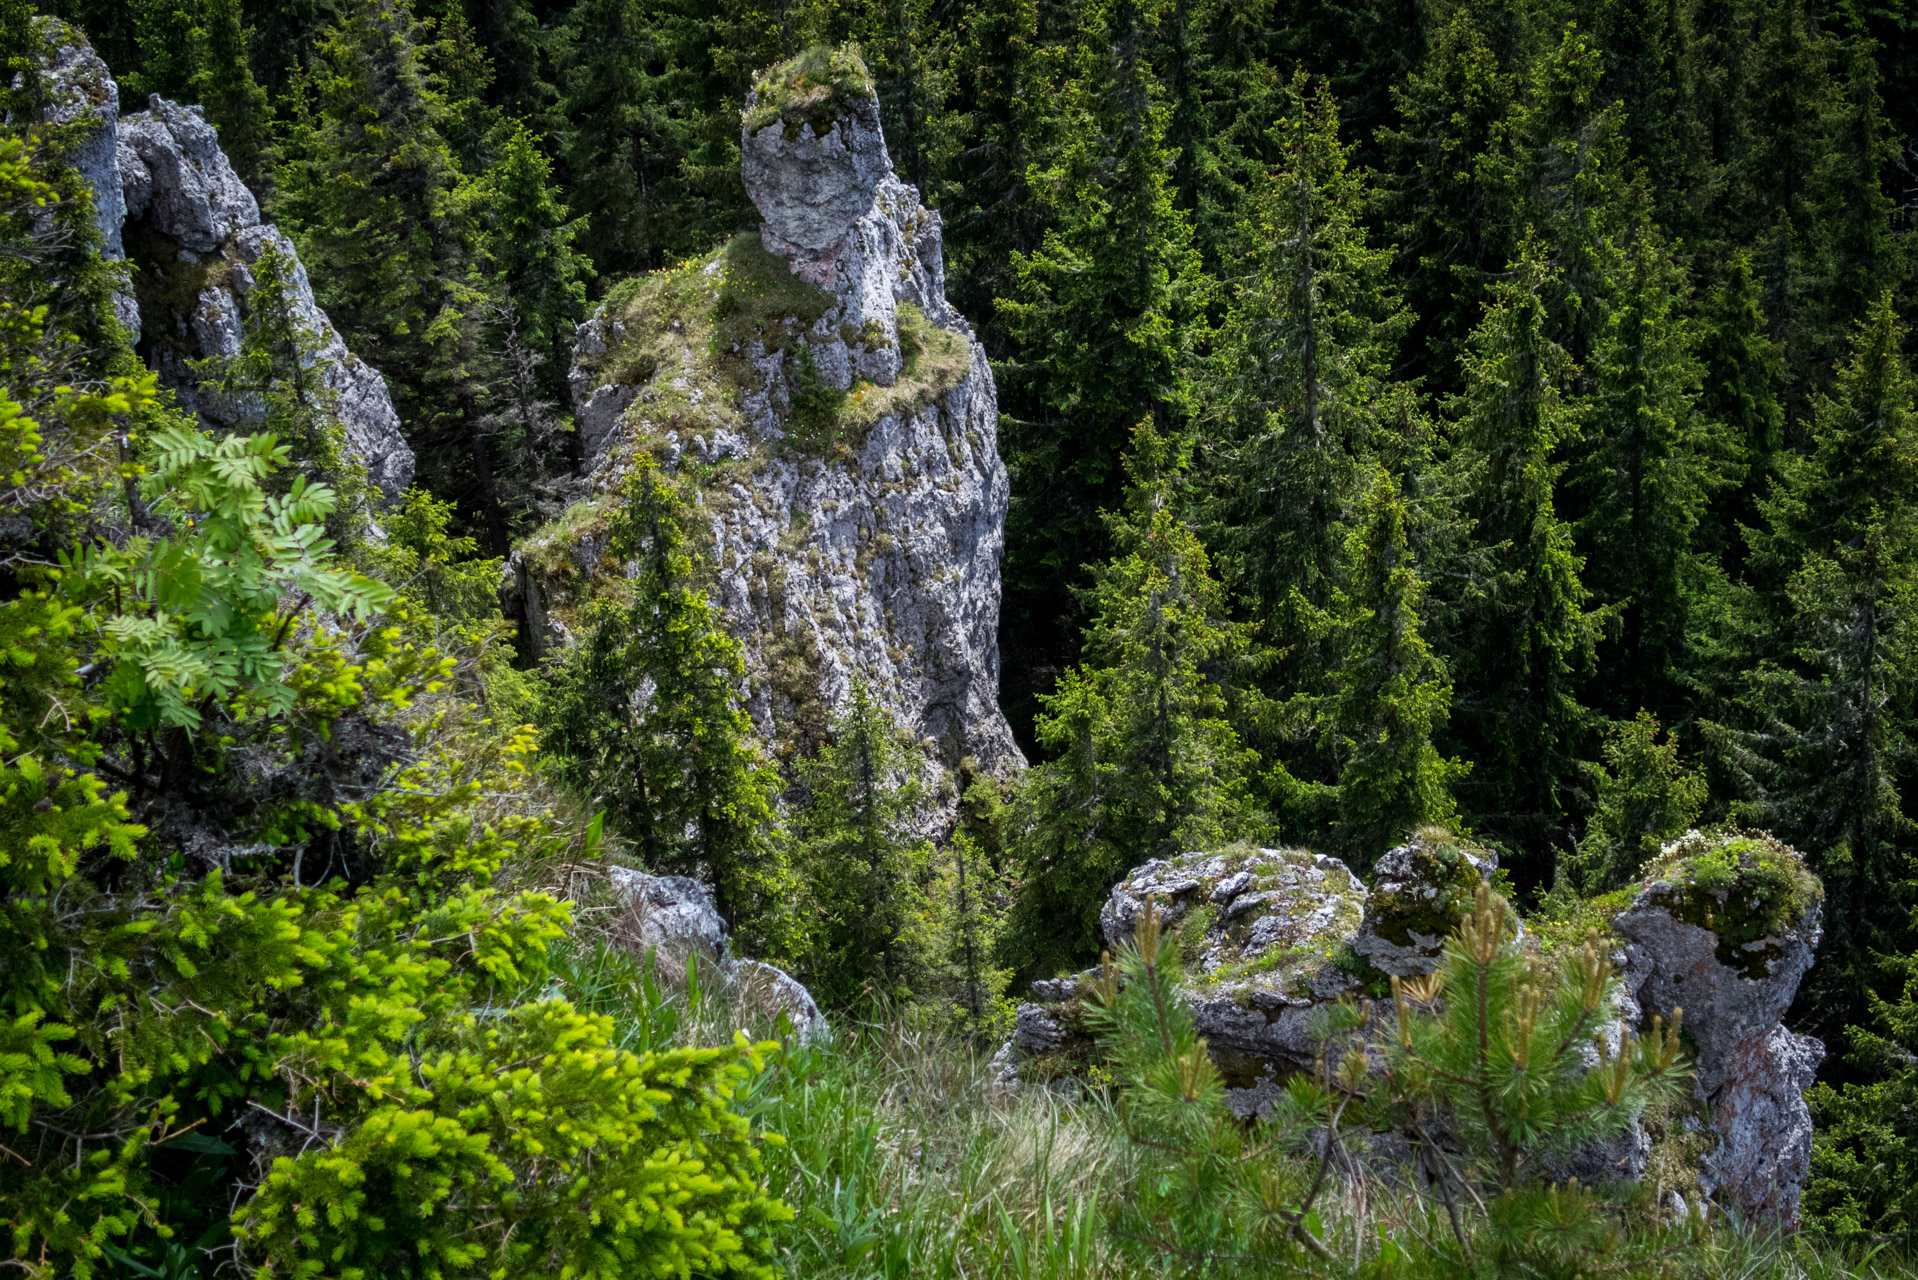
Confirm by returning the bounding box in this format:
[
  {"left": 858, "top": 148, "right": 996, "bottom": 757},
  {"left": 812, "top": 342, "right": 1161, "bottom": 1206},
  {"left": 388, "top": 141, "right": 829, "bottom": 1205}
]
[
  {"left": 607, "top": 867, "right": 731, "bottom": 976},
  {"left": 731, "top": 959, "right": 829, "bottom": 1042},
  {"left": 1351, "top": 830, "right": 1498, "bottom": 977},
  {"left": 604, "top": 867, "right": 828, "bottom": 1041},
  {"left": 1003, "top": 847, "right": 1370, "bottom": 1111},
  {"left": 1612, "top": 830, "right": 1825, "bottom": 1228}
]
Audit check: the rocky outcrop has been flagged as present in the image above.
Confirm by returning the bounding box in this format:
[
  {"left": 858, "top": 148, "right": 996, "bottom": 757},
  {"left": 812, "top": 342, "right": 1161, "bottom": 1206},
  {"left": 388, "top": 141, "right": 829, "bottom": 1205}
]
[
  {"left": 519, "top": 45, "right": 1021, "bottom": 799},
  {"left": 1000, "top": 847, "right": 1371, "bottom": 1114},
  {"left": 115, "top": 99, "right": 414, "bottom": 500},
  {"left": 32, "top": 26, "right": 414, "bottom": 502},
  {"left": 30, "top": 19, "right": 139, "bottom": 337},
  {"left": 1612, "top": 831, "right": 1825, "bottom": 1228},
  {"left": 606, "top": 867, "right": 827, "bottom": 1041}
]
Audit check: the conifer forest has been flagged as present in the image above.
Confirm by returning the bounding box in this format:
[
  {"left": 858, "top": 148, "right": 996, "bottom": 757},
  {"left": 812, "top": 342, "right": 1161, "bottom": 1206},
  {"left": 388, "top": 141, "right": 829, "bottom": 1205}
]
[{"left": 11, "top": 0, "right": 1918, "bottom": 1273}]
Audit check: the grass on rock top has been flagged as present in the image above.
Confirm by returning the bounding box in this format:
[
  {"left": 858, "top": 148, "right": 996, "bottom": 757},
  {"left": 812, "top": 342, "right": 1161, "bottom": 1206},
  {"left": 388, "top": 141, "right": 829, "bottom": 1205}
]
[{"left": 742, "top": 42, "right": 874, "bottom": 137}]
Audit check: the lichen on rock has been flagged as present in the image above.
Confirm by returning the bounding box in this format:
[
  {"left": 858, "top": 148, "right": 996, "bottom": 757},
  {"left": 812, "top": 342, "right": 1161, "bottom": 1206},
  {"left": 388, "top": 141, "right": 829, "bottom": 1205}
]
[
  {"left": 1351, "top": 827, "right": 1497, "bottom": 976},
  {"left": 39, "top": 25, "right": 416, "bottom": 507},
  {"left": 1001, "top": 847, "right": 1371, "bottom": 1111}
]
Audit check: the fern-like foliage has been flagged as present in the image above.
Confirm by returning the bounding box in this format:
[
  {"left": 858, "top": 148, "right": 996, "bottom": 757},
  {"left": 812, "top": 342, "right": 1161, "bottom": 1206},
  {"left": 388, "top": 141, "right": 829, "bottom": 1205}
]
[{"left": 61, "top": 427, "right": 394, "bottom": 729}]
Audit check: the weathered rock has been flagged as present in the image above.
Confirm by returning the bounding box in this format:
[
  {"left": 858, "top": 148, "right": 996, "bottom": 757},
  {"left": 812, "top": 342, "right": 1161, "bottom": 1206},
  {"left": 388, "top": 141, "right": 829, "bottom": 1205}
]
[
  {"left": 527, "top": 45, "right": 1020, "bottom": 799},
  {"left": 607, "top": 867, "right": 731, "bottom": 975},
  {"left": 730, "top": 958, "right": 829, "bottom": 1042},
  {"left": 1351, "top": 831, "right": 1497, "bottom": 977},
  {"left": 1612, "top": 830, "right": 1825, "bottom": 1228},
  {"left": 1002, "top": 848, "right": 1370, "bottom": 1108},
  {"left": 113, "top": 97, "right": 415, "bottom": 501},
  {"left": 29, "top": 18, "right": 139, "bottom": 337},
  {"left": 604, "top": 867, "right": 828, "bottom": 1040}
]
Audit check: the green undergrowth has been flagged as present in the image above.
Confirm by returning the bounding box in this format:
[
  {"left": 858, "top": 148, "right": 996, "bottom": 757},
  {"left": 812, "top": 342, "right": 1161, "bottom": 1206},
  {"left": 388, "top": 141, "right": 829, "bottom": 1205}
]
[
  {"left": 562, "top": 940, "right": 1915, "bottom": 1280},
  {"left": 743, "top": 43, "right": 874, "bottom": 136}
]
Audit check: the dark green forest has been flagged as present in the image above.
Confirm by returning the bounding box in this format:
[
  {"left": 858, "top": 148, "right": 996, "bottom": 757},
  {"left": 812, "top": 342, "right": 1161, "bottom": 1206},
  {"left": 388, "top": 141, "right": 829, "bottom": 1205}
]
[{"left": 8, "top": 0, "right": 1918, "bottom": 1271}]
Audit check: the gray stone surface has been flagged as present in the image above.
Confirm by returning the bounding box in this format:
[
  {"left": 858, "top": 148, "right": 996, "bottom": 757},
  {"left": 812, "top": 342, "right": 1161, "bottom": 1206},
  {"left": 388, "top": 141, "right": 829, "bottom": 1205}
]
[
  {"left": 547, "top": 58, "right": 1021, "bottom": 793},
  {"left": 606, "top": 867, "right": 731, "bottom": 969},
  {"left": 605, "top": 867, "right": 828, "bottom": 1040},
  {"left": 1001, "top": 848, "right": 1370, "bottom": 1104},
  {"left": 730, "top": 958, "right": 829, "bottom": 1042},
  {"left": 113, "top": 98, "right": 415, "bottom": 502},
  {"left": 1612, "top": 831, "right": 1825, "bottom": 1228},
  {"left": 1351, "top": 834, "right": 1497, "bottom": 977},
  {"left": 32, "top": 19, "right": 138, "bottom": 337}
]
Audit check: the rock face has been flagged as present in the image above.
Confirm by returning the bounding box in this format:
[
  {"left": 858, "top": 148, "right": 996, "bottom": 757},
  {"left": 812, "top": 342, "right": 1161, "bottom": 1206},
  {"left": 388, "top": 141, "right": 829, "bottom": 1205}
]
[
  {"left": 1612, "top": 831, "right": 1826, "bottom": 1228},
  {"left": 522, "top": 46, "right": 1020, "bottom": 792},
  {"left": 1001, "top": 847, "right": 1370, "bottom": 1113},
  {"left": 606, "top": 868, "right": 827, "bottom": 1041},
  {"left": 31, "top": 19, "right": 139, "bottom": 337},
  {"left": 115, "top": 99, "right": 415, "bottom": 500},
  {"left": 34, "top": 26, "right": 414, "bottom": 502}
]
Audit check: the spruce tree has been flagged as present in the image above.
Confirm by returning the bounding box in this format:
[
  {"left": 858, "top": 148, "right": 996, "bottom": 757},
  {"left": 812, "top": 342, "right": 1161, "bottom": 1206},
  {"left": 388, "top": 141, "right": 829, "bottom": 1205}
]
[
  {"left": 1380, "top": 0, "right": 1532, "bottom": 391},
  {"left": 1203, "top": 71, "right": 1412, "bottom": 806},
  {"left": 557, "top": 0, "right": 741, "bottom": 277},
  {"left": 278, "top": 0, "right": 507, "bottom": 550},
  {"left": 1569, "top": 710, "right": 1706, "bottom": 893},
  {"left": 795, "top": 680, "right": 932, "bottom": 1010},
  {"left": 1695, "top": 250, "right": 1783, "bottom": 572},
  {"left": 196, "top": 236, "right": 370, "bottom": 542},
  {"left": 537, "top": 456, "right": 791, "bottom": 955},
  {"left": 1323, "top": 466, "right": 1467, "bottom": 867},
  {"left": 1734, "top": 292, "right": 1917, "bottom": 1033},
  {"left": 1002, "top": 423, "right": 1262, "bottom": 977},
  {"left": 1204, "top": 71, "right": 1407, "bottom": 633},
  {"left": 994, "top": 0, "right": 1198, "bottom": 738},
  {"left": 1571, "top": 201, "right": 1725, "bottom": 721},
  {"left": 190, "top": 0, "right": 271, "bottom": 191},
  {"left": 1441, "top": 241, "right": 1603, "bottom": 863}
]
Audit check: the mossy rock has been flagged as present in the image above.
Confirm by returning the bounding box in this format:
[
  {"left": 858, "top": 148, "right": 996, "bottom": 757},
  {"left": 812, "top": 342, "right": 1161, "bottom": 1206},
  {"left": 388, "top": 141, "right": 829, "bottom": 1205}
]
[
  {"left": 1632, "top": 829, "right": 1823, "bottom": 978},
  {"left": 1351, "top": 828, "right": 1497, "bottom": 976}
]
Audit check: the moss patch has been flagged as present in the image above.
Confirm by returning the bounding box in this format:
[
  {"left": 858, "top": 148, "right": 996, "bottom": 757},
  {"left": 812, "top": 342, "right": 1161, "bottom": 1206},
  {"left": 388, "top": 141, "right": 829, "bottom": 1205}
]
[
  {"left": 838, "top": 303, "right": 973, "bottom": 432},
  {"left": 742, "top": 43, "right": 874, "bottom": 137},
  {"left": 1638, "top": 830, "right": 1824, "bottom": 978},
  {"left": 1366, "top": 833, "right": 1491, "bottom": 946}
]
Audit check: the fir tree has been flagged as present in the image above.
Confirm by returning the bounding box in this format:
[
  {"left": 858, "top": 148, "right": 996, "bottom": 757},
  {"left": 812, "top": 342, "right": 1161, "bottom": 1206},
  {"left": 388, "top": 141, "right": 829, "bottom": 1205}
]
[
  {"left": 1567, "top": 710, "right": 1706, "bottom": 893},
  {"left": 278, "top": 0, "right": 508, "bottom": 551},
  {"left": 1002, "top": 423, "right": 1262, "bottom": 977},
  {"left": 1572, "top": 201, "right": 1726, "bottom": 721},
  {"left": 1323, "top": 466, "right": 1467, "bottom": 866},
  {"left": 537, "top": 456, "right": 791, "bottom": 955},
  {"left": 190, "top": 0, "right": 271, "bottom": 191},
  {"left": 1441, "top": 241, "right": 1603, "bottom": 862},
  {"left": 994, "top": 0, "right": 1198, "bottom": 740},
  {"left": 1733, "top": 292, "right": 1918, "bottom": 1035},
  {"left": 795, "top": 680, "right": 932, "bottom": 1010}
]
